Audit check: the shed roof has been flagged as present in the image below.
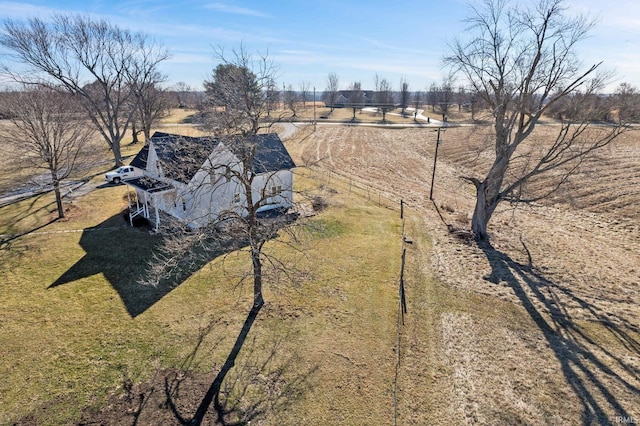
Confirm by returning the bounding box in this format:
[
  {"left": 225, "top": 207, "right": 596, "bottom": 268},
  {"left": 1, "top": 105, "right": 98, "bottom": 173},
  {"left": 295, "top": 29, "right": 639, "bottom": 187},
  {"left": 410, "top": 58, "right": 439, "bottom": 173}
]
[{"left": 125, "top": 176, "right": 174, "bottom": 193}]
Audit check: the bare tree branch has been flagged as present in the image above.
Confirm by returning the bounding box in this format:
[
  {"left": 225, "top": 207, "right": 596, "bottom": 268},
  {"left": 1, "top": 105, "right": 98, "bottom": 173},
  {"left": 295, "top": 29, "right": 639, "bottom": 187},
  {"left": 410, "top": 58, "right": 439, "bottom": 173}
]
[
  {"left": 445, "top": 0, "right": 628, "bottom": 240},
  {"left": 1, "top": 14, "right": 170, "bottom": 166},
  {"left": 0, "top": 85, "right": 97, "bottom": 218}
]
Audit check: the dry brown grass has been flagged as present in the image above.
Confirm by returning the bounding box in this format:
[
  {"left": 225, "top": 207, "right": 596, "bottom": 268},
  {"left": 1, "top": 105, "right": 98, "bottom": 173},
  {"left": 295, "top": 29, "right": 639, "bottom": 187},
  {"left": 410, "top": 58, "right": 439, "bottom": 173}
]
[
  {"left": 293, "top": 125, "right": 640, "bottom": 424},
  {"left": 3, "top": 112, "right": 638, "bottom": 424}
]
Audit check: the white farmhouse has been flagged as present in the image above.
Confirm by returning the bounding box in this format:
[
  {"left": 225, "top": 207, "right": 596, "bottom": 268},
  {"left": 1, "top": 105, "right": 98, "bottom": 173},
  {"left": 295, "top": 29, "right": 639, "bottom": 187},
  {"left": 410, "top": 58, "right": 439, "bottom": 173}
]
[{"left": 124, "top": 131, "right": 296, "bottom": 230}]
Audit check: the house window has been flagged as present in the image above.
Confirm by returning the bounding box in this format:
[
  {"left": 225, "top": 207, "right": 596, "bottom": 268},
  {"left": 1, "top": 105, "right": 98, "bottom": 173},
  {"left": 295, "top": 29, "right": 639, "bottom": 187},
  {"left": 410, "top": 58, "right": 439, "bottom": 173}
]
[
  {"left": 262, "top": 185, "right": 282, "bottom": 200},
  {"left": 270, "top": 186, "right": 282, "bottom": 196},
  {"left": 167, "top": 192, "right": 177, "bottom": 207}
]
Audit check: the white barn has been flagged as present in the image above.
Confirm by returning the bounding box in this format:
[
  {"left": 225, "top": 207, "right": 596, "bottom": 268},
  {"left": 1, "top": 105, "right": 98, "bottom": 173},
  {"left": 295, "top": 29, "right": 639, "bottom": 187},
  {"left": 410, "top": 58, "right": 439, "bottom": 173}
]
[{"left": 124, "top": 131, "right": 296, "bottom": 230}]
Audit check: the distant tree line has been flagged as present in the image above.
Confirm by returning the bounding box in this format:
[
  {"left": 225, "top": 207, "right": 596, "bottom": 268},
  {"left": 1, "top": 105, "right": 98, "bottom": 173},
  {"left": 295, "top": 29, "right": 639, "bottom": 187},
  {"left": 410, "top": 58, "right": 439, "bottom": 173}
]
[
  {"left": 314, "top": 75, "right": 640, "bottom": 124},
  {"left": 1, "top": 4, "right": 640, "bottom": 238}
]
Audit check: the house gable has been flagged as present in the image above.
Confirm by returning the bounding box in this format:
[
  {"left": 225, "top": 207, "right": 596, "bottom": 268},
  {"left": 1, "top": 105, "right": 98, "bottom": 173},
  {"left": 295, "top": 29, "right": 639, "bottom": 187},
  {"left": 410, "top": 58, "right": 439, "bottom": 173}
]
[{"left": 126, "top": 131, "right": 296, "bottom": 229}]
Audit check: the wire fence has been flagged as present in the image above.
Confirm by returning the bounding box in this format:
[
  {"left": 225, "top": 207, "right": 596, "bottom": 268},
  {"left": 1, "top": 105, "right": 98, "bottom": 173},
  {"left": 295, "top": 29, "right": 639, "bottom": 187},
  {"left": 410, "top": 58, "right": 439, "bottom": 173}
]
[
  {"left": 394, "top": 199, "right": 410, "bottom": 426},
  {"left": 293, "top": 166, "right": 404, "bottom": 214},
  {"left": 296, "top": 165, "right": 411, "bottom": 425}
]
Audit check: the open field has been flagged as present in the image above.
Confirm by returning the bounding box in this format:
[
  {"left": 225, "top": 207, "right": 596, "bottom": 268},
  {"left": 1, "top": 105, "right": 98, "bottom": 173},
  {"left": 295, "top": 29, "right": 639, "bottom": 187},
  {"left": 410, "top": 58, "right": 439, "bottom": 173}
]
[
  {"left": 289, "top": 124, "right": 640, "bottom": 423},
  {"left": 1, "top": 118, "right": 638, "bottom": 424}
]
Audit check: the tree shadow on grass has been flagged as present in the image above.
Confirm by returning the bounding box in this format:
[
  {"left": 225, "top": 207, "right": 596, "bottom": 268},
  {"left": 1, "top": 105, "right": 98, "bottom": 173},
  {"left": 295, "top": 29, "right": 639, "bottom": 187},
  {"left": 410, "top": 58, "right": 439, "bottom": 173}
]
[
  {"left": 0, "top": 192, "right": 57, "bottom": 235},
  {"left": 82, "top": 306, "right": 316, "bottom": 425},
  {"left": 479, "top": 241, "right": 640, "bottom": 424},
  {"left": 169, "top": 305, "right": 316, "bottom": 425},
  {"left": 48, "top": 213, "right": 234, "bottom": 318}
]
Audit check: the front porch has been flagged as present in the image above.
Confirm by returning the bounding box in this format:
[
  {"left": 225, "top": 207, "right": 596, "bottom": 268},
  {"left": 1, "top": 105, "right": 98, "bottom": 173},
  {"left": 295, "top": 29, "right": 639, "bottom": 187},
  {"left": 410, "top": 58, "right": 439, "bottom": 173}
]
[{"left": 125, "top": 177, "right": 175, "bottom": 232}]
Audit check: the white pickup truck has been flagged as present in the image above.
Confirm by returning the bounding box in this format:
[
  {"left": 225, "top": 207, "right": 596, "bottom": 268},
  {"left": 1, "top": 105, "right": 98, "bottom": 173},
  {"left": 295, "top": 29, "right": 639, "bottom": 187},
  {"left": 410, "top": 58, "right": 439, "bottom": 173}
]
[{"left": 105, "top": 166, "right": 142, "bottom": 184}]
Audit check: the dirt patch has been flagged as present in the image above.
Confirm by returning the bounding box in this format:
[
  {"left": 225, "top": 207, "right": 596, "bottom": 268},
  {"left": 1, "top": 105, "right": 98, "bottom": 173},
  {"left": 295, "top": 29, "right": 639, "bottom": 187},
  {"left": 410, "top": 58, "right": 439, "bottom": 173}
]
[
  {"left": 15, "top": 369, "right": 226, "bottom": 425},
  {"left": 49, "top": 202, "right": 84, "bottom": 222},
  {"left": 78, "top": 368, "right": 217, "bottom": 425}
]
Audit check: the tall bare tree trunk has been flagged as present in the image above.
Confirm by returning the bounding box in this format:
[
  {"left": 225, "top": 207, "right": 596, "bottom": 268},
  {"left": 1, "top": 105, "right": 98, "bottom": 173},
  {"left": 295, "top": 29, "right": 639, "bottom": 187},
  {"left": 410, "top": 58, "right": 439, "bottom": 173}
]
[
  {"left": 131, "top": 122, "right": 140, "bottom": 144},
  {"left": 471, "top": 181, "right": 493, "bottom": 241},
  {"left": 470, "top": 154, "right": 508, "bottom": 240},
  {"left": 112, "top": 140, "right": 124, "bottom": 167},
  {"left": 51, "top": 170, "right": 65, "bottom": 219},
  {"left": 251, "top": 247, "right": 264, "bottom": 308},
  {"left": 244, "top": 173, "right": 265, "bottom": 309}
]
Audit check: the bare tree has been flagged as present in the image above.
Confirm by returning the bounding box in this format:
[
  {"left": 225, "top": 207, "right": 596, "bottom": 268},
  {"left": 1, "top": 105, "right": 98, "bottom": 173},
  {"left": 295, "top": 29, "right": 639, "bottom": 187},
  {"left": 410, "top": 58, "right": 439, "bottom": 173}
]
[
  {"left": 203, "top": 45, "right": 282, "bottom": 135},
  {"left": 469, "top": 90, "right": 480, "bottom": 121},
  {"left": 455, "top": 85, "right": 466, "bottom": 112},
  {"left": 445, "top": 0, "right": 628, "bottom": 241},
  {"left": 374, "top": 76, "right": 394, "bottom": 121},
  {"left": 174, "top": 81, "right": 191, "bottom": 107},
  {"left": 149, "top": 46, "right": 301, "bottom": 313},
  {"left": 264, "top": 78, "right": 280, "bottom": 117},
  {"left": 348, "top": 81, "right": 364, "bottom": 120},
  {"left": 614, "top": 82, "right": 640, "bottom": 123},
  {"left": 299, "top": 81, "right": 310, "bottom": 109},
  {"left": 412, "top": 90, "right": 423, "bottom": 120},
  {"left": 0, "top": 86, "right": 96, "bottom": 218},
  {"left": 438, "top": 77, "right": 454, "bottom": 120},
  {"left": 427, "top": 82, "right": 438, "bottom": 113},
  {"left": 283, "top": 83, "right": 298, "bottom": 117},
  {"left": 133, "top": 70, "right": 170, "bottom": 141},
  {"left": 144, "top": 134, "right": 297, "bottom": 310},
  {"left": 129, "top": 79, "right": 170, "bottom": 145},
  {"left": 399, "top": 77, "right": 410, "bottom": 116},
  {"left": 0, "top": 14, "right": 170, "bottom": 166},
  {"left": 324, "top": 72, "right": 339, "bottom": 112}
]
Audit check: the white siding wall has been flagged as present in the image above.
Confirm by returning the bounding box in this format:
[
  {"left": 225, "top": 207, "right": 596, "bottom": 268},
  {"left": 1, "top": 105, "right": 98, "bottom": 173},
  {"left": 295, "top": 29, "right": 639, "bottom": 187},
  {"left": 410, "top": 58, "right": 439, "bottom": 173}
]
[
  {"left": 253, "top": 170, "right": 294, "bottom": 213},
  {"left": 141, "top": 141, "right": 294, "bottom": 229},
  {"left": 185, "top": 146, "right": 243, "bottom": 228},
  {"left": 146, "top": 145, "right": 159, "bottom": 176}
]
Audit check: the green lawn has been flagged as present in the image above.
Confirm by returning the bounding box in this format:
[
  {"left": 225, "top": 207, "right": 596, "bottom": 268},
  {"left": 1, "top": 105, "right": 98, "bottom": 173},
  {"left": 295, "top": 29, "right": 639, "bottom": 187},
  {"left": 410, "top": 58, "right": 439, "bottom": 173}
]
[{"left": 0, "top": 167, "right": 407, "bottom": 424}]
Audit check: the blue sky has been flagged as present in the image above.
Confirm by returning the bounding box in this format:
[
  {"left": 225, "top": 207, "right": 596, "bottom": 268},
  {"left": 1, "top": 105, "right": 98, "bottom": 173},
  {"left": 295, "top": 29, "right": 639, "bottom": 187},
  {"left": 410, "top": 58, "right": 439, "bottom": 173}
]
[{"left": 1, "top": 0, "right": 639, "bottom": 92}]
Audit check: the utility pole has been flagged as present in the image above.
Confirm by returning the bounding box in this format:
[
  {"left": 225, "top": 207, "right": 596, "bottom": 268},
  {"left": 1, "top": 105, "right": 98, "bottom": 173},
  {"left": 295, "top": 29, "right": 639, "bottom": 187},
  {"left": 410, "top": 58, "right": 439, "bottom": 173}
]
[
  {"left": 313, "top": 86, "right": 316, "bottom": 131},
  {"left": 429, "top": 127, "right": 443, "bottom": 200}
]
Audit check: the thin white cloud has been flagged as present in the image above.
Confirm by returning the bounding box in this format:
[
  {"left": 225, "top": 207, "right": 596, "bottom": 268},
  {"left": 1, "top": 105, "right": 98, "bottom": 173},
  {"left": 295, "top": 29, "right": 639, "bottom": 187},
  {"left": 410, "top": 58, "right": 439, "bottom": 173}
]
[
  {"left": 272, "top": 46, "right": 443, "bottom": 86},
  {"left": 0, "top": 1, "right": 59, "bottom": 19},
  {"left": 166, "top": 52, "right": 212, "bottom": 65},
  {"left": 358, "top": 37, "right": 427, "bottom": 55},
  {"left": 114, "top": 0, "right": 175, "bottom": 18},
  {"left": 204, "top": 3, "right": 270, "bottom": 18},
  {"left": 565, "top": 0, "right": 640, "bottom": 30}
]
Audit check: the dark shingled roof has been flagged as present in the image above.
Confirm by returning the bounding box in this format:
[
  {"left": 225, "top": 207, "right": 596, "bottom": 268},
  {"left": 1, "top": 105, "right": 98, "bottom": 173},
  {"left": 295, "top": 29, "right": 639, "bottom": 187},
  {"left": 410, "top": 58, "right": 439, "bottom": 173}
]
[
  {"left": 226, "top": 133, "right": 297, "bottom": 175},
  {"left": 126, "top": 176, "right": 174, "bottom": 193},
  {"left": 130, "top": 132, "right": 295, "bottom": 184},
  {"left": 129, "top": 144, "right": 149, "bottom": 170}
]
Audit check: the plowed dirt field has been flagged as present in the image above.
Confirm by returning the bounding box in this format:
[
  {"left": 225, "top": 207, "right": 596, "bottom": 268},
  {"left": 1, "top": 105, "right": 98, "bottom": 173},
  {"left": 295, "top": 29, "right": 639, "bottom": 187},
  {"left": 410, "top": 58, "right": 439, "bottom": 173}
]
[{"left": 289, "top": 124, "right": 640, "bottom": 424}]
